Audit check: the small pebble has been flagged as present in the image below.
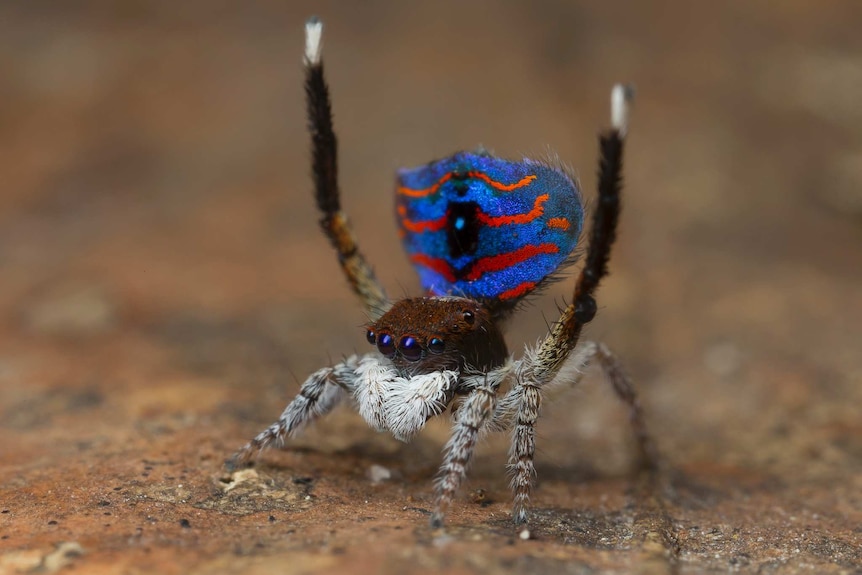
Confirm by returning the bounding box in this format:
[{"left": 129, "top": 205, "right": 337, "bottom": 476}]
[
  {"left": 366, "top": 464, "right": 391, "bottom": 484},
  {"left": 519, "top": 528, "right": 531, "bottom": 540}
]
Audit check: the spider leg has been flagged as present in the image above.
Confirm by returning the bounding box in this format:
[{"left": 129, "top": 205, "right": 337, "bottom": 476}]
[
  {"left": 498, "top": 342, "right": 656, "bottom": 522},
  {"left": 304, "top": 18, "right": 389, "bottom": 319},
  {"left": 431, "top": 366, "right": 511, "bottom": 528},
  {"left": 531, "top": 84, "right": 632, "bottom": 383},
  {"left": 227, "top": 355, "right": 361, "bottom": 469},
  {"left": 487, "top": 343, "right": 597, "bottom": 432},
  {"left": 509, "top": 362, "right": 541, "bottom": 524},
  {"left": 506, "top": 86, "right": 655, "bottom": 524},
  {"left": 588, "top": 341, "right": 656, "bottom": 469}
]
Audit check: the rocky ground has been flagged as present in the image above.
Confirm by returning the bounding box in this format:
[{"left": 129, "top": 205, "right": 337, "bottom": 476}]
[{"left": 1, "top": 2, "right": 860, "bottom": 573}]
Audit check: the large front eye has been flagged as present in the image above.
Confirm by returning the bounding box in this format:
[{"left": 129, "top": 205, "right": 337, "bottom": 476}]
[
  {"left": 377, "top": 333, "right": 396, "bottom": 357},
  {"left": 428, "top": 337, "right": 445, "bottom": 354},
  {"left": 398, "top": 335, "right": 422, "bottom": 361},
  {"left": 462, "top": 310, "right": 475, "bottom": 325}
]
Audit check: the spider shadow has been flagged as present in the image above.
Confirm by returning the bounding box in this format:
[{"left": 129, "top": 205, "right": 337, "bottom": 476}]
[{"left": 246, "top": 420, "right": 457, "bottom": 483}]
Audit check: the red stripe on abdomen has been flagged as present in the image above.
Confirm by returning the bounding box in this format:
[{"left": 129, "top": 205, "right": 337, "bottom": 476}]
[
  {"left": 410, "top": 254, "right": 456, "bottom": 282},
  {"left": 476, "top": 194, "right": 549, "bottom": 227},
  {"left": 498, "top": 281, "right": 537, "bottom": 300},
  {"left": 398, "top": 205, "right": 447, "bottom": 233},
  {"left": 465, "top": 243, "right": 559, "bottom": 281}
]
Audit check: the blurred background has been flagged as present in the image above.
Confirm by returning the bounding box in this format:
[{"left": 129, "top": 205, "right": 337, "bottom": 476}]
[{"left": 1, "top": 1, "right": 860, "bottom": 571}]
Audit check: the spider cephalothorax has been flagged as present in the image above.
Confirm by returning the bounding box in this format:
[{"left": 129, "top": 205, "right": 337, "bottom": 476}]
[
  {"left": 367, "top": 297, "right": 507, "bottom": 376},
  {"left": 229, "top": 17, "right": 655, "bottom": 528}
]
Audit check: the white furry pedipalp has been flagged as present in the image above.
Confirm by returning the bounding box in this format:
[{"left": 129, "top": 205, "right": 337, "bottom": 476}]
[
  {"left": 353, "top": 355, "right": 459, "bottom": 441},
  {"left": 354, "top": 354, "right": 399, "bottom": 432},
  {"left": 383, "top": 369, "right": 459, "bottom": 442}
]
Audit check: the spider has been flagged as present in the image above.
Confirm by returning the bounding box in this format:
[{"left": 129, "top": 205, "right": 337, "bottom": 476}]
[{"left": 229, "top": 17, "right": 655, "bottom": 527}]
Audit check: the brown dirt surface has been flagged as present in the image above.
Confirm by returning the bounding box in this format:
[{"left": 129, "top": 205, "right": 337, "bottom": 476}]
[{"left": 1, "top": 2, "right": 861, "bottom": 574}]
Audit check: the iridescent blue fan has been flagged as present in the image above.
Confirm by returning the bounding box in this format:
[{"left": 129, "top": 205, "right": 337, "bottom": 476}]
[{"left": 396, "top": 152, "right": 583, "bottom": 311}]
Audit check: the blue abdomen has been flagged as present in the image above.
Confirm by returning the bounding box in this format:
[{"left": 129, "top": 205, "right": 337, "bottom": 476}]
[{"left": 396, "top": 152, "right": 583, "bottom": 305}]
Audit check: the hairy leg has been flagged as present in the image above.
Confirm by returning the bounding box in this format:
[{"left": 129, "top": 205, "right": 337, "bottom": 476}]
[
  {"left": 228, "top": 355, "right": 361, "bottom": 469},
  {"left": 500, "top": 342, "right": 655, "bottom": 522},
  {"left": 591, "top": 342, "right": 656, "bottom": 469},
  {"left": 506, "top": 86, "right": 646, "bottom": 524},
  {"left": 488, "top": 344, "right": 597, "bottom": 431},
  {"left": 304, "top": 18, "right": 389, "bottom": 319},
  {"left": 431, "top": 368, "right": 510, "bottom": 527},
  {"left": 509, "top": 373, "right": 540, "bottom": 524}
]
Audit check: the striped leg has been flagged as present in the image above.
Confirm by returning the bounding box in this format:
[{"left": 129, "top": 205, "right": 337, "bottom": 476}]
[
  {"left": 304, "top": 19, "right": 389, "bottom": 319},
  {"left": 591, "top": 343, "right": 655, "bottom": 470},
  {"left": 504, "top": 342, "right": 655, "bottom": 523},
  {"left": 228, "top": 356, "right": 360, "bottom": 468},
  {"left": 509, "top": 376, "right": 540, "bottom": 524},
  {"left": 506, "top": 85, "right": 655, "bottom": 524},
  {"left": 431, "top": 369, "right": 509, "bottom": 527}
]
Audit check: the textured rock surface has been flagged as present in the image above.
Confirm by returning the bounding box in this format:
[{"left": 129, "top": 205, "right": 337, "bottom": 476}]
[{"left": 1, "top": 2, "right": 860, "bottom": 574}]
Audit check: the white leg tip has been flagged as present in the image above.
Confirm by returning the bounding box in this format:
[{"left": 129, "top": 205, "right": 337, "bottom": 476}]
[
  {"left": 305, "top": 16, "right": 323, "bottom": 66},
  {"left": 611, "top": 84, "right": 635, "bottom": 136}
]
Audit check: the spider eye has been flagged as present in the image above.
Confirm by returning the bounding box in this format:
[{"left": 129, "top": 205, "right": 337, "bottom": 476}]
[
  {"left": 377, "top": 333, "right": 396, "bottom": 358},
  {"left": 398, "top": 336, "right": 422, "bottom": 361},
  {"left": 366, "top": 329, "right": 376, "bottom": 345},
  {"left": 428, "top": 337, "right": 445, "bottom": 354},
  {"left": 463, "top": 310, "right": 475, "bottom": 325}
]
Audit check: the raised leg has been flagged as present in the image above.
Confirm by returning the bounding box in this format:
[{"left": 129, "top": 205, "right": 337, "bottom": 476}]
[
  {"left": 529, "top": 84, "right": 632, "bottom": 384},
  {"left": 228, "top": 355, "right": 361, "bottom": 469},
  {"left": 304, "top": 18, "right": 389, "bottom": 319},
  {"left": 506, "top": 85, "right": 654, "bottom": 524}
]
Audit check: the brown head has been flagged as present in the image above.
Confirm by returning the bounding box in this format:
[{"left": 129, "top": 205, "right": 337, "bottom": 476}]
[{"left": 366, "top": 297, "right": 508, "bottom": 377}]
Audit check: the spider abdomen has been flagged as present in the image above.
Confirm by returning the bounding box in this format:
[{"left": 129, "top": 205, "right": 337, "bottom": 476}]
[{"left": 396, "top": 152, "right": 583, "bottom": 313}]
